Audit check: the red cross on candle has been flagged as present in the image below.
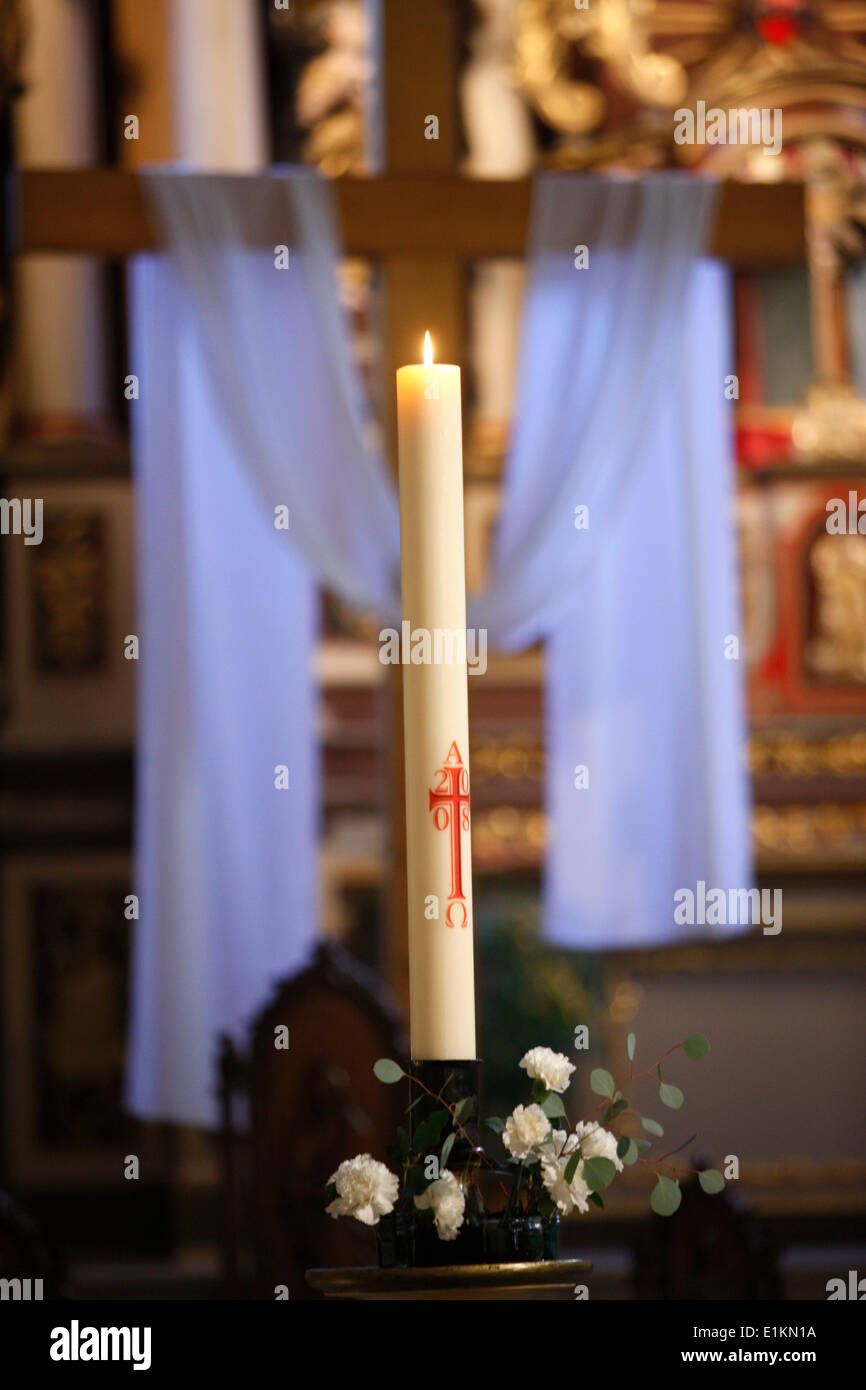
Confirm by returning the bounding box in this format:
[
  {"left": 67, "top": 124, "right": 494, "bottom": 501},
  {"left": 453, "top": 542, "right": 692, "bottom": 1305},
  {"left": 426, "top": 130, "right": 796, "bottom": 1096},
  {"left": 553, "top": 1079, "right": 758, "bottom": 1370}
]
[{"left": 428, "top": 741, "right": 470, "bottom": 928}]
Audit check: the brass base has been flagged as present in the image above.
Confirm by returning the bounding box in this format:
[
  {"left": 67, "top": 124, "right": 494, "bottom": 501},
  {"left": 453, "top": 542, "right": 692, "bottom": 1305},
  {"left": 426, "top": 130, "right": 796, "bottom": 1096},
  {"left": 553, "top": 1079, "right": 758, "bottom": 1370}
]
[{"left": 306, "top": 1258, "right": 592, "bottom": 1301}]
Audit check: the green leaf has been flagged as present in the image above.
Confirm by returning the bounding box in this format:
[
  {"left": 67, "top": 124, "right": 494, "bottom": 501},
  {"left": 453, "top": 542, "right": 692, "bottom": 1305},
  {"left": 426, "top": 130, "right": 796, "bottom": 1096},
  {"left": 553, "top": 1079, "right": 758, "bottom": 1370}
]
[
  {"left": 452, "top": 1097, "right": 473, "bottom": 1125},
  {"left": 650, "top": 1175, "right": 682, "bottom": 1217},
  {"left": 683, "top": 1034, "right": 710, "bottom": 1060},
  {"left": 440, "top": 1132, "right": 455, "bottom": 1169},
  {"left": 641, "top": 1116, "right": 664, "bottom": 1137},
  {"left": 563, "top": 1150, "right": 582, "bottom": 1185},
  {"left": 635, "top": 1138, "right": 652, "bottom": 1152},
  {"left": 698, "top": 1168, "right": 725, "bottom": 1195},
  {"left": 373, "top": 1058, "right": 405, "bottom": 1084},
  {"left": 616, "top": 1135, "right": 639, "bottom": 1166},
  {"left": 484, "top": 1116, "right": 505, "bottom": 1135},
  {"left": 588, "top": 1191, "right": 605, "bottom": 1209},
  {"left": 541, "top": 1092, "right": 566, "bottom": 1120},
  {"left": 582, "top": 1156, "right": 616, "bottom": 1192},
  {"left": 659, "top": 1083, "right": 684, "bottom": 1110},
  {"left": 325, "top": 1181, "right": 338, "bottom": 1199},
  {"left": 532, "top": 1079, "right": 549, "bottom": 1104},
  {"left": 412, "top": 1108, "right": 450, "bottom": 1154},
  {"left": 610, "top": 1095, "right": 629, "bottom": 1118},
  {"left": 590, "top": 1068, "right": 615, "bottom": 1098},
  {"left": 627, "top": 1032, "right": 636, "bottom": 1061}
]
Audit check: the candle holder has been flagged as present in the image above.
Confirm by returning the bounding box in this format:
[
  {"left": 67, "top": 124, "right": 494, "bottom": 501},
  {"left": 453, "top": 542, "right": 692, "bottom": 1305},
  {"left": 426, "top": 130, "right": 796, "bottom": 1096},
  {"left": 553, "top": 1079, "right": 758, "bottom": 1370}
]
[
  {"left": 310, "top": 1051, "right": 590, "bottom": 1296},
  {"left": 307, "top": 1258, "right": 592, "bottom": 1301},
  {"left": 404, "top": 1058, "right": 484, "bottom": 1268},
  {"left": 409, "top": 1059, "right": 480, "bottom": 1151},
  {"left": 310, "top": 1046, "right": 602, "bottom": 1297},
  {"left": 371, "top": 1056, "right": 563, "bottom": 1271}
]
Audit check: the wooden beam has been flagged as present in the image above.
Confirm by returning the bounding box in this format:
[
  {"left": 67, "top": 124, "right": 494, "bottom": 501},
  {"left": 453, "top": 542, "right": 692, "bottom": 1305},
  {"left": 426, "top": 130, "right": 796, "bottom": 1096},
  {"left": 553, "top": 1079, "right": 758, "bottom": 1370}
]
[
  {"left": 9, "top": 169, "right": 807, "bottom": 264},
  {"left": 382, "top": 0, "right": 460, "bottom": 173},
  {"left": 379, "top": 0, "right": 464, "bottom": 1019}
]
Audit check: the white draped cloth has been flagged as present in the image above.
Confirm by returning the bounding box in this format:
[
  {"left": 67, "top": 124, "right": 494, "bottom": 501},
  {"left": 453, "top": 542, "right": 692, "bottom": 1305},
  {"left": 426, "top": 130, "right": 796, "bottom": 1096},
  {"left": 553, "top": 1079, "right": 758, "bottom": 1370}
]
[
  {"left": 472, "top": 175, "right": 752, "bottom": 947},
  {"left": 125, "top": 171, "right": 397, "bottom": 1126},
  {"left": 126, "top": 169, "right": 751, "bottom": 1126}
]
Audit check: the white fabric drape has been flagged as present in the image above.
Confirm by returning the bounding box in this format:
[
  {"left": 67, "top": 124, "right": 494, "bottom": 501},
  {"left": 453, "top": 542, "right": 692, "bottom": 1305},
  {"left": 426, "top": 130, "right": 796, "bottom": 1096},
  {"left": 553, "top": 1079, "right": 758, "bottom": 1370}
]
[
  {"left": 472, "top": 175, "right": 752, "bottom": 946},
  {"left": 144, "top": 170, "right": 400, "bottom": 617},
  {"left": 126, "top": 169, "right": 399, "bottom": 1127},
  {"left": 127, "top": 169, "right": 751, "bottom": 1125}
]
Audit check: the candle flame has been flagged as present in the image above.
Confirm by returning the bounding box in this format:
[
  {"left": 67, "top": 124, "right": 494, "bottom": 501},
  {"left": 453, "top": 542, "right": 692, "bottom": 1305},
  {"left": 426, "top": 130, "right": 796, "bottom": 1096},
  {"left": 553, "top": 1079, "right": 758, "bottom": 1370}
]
[{"left": 423, "top": 331, "right": 433, "bottom": 366}]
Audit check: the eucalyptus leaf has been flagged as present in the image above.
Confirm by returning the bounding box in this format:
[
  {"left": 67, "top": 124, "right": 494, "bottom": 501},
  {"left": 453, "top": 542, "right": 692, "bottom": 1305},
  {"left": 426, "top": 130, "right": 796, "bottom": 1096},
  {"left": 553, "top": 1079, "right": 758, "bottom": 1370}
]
[
  {"left": 650, "top": 1175, "right": 682, "bottom": 1217},
  {"left": 635, "top": 1138, "right": 652, "bottom": 1152},
  {"left": 611, "top": 1096, "right": 629, "bottom": 1118},
  {"left": 440, "top": 1132, "right": 455, "bottom": 1169},
  {"left": 619, "top": 1134, "right": 639, "bottom": 1167},
  {"left": 412, "top": 1108, "right": 450, "bottom": 1154},
  {"left": 683, "top": 1034, "right": 710, "bottom": 1060},
  {"left": 582, "top": 1156, "right": 616, "bottom": 1192},
  {"left": 563, "top": 1150, "right": 581, "bottom": 1185},
  {"left": 452, "top": 1097, "right": 473, "bottom": 1125},
  {"left": 627, "top": 1032, "right": 636, "bottom": 1061},
  {"left": 641, "top": 1117, "right": 664, "bottom": 1137},
  {"left": 659, "top": 1083, "right": 685, "bottom": 1110},
  {"left": 590, "top": 1068, "right": 615, "bottom": 1098},
  {"left": 484, "top": 1116, "right": 505, "bottom": 1135},
  {"left": 373, "top": 1058, "right": 404, "bottom": 1084},
  {"left": 698, "top": 1168, "right": 725, "bottom": 1195},
  {"left": 588, "top": 1191, "right": 605, "bottom": 1209},
  {"left": 541, "top": 1092, "right": 566, "bottom": 1120}
]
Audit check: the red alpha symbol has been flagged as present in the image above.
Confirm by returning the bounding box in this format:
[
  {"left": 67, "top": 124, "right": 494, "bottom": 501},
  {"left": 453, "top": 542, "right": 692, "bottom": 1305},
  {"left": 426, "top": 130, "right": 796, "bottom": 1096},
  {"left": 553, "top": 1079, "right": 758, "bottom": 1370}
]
[{"left": 428, "top": 741, "right": 471, "bottom": 928}]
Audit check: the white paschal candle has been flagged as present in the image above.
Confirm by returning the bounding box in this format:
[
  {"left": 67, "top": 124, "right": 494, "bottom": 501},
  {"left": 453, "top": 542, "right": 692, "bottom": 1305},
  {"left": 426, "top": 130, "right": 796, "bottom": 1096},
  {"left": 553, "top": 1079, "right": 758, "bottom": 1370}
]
[{"left": 396, "top": 333, "right": 476, "bottom": 1062}]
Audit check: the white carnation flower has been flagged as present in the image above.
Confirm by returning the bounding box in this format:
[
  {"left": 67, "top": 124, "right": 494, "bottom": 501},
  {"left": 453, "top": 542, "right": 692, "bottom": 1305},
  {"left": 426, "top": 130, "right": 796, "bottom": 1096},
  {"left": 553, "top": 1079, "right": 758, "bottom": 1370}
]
[
  {"left": 519, "top": 1046, "right": 575, "bottom": 1095},
  {"left": 326, "top": 1154, "right": 399, "bottom": 1226},
  {"left": 573, "top": 1120, "right": 623, "bottom": 1172},
  {"left": 415, "top": 1169, "right": 466, "bottom": 1241},
  {"left": 540, "top": 1128, "right": 591, "bottom": 1216},
  {"left": 502, "top": 1103, "right": 551, "bottom": 1159}
]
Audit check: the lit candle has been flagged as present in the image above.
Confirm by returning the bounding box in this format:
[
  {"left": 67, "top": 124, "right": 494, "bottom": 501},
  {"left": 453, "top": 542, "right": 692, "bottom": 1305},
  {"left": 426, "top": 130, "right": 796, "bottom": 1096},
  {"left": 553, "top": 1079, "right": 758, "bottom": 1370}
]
[{"left": 396, "top": 333, "right": 476, "bottom": 1062}]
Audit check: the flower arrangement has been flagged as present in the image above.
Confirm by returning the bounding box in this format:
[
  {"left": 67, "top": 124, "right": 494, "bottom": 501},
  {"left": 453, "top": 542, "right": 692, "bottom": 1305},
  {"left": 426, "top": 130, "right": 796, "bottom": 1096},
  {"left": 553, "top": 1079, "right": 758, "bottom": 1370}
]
[{"left": 325, "top": 1033, "right": 726, "bottom": 1266}]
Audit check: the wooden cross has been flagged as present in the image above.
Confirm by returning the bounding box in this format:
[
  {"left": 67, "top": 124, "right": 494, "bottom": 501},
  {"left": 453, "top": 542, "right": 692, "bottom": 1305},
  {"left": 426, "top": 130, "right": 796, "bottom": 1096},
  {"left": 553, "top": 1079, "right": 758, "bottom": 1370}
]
[{"left": 6, "top": 0, "right": 805, "bottom": 1013}]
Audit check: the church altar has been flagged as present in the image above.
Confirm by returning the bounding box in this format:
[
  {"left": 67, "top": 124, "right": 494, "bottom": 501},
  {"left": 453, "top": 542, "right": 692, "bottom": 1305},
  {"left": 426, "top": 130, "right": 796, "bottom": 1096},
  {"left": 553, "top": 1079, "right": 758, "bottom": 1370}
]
[{"left": 3, "top": 0, "right": 866, "bottom": 1319}]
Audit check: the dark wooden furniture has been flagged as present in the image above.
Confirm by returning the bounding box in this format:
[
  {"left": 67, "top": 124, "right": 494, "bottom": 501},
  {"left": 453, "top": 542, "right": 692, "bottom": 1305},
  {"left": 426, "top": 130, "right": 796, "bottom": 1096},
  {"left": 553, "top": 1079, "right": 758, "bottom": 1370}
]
[
  {"left": 633, "top": 1171, "right": 780, "bottom": 1300},
  {"left": 219, "top": 941, "right": 406, "bottom": 1299}
]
